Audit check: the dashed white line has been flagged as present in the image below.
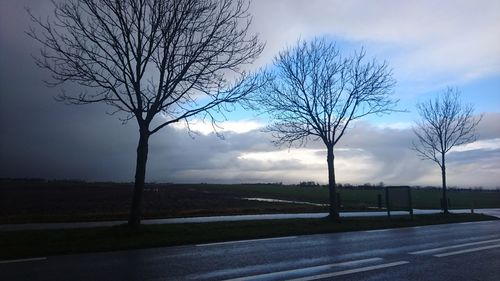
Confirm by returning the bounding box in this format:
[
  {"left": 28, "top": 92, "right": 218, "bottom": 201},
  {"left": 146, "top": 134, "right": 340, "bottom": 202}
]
[
  {"left": 285, "top": 261, "right": 410, "bottom": 281},
  {"left": 221, "top": 258, "right": 383, "bottom": 281},
  {"left": 196, "top": 236, "right": 297, "bottom": 247},
  {"left": 458, "top": 221, "right": 480, "bottom": 225},
  {"left": 409, "top": 238, "right": 500, "bottom": 254},
  {"left": 0, "top": 257, "right": 47, "bottom": 264},
  {"left": 434, "top": 243, "right": 500, "bottom": 257},
  {"left": 364, "top": 229, "right": 391, "bottom": 233}
]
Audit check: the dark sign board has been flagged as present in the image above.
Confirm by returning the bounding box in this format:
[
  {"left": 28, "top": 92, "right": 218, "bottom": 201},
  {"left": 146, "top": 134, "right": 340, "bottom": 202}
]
[{"left": 386, "top": 186, "right": 413, "bottom": 219}]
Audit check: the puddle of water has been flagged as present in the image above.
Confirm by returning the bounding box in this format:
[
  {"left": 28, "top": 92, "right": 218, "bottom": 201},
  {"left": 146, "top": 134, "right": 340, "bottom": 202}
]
[{"left": 243, "top": 197, "right": 328, "bottom": 207}]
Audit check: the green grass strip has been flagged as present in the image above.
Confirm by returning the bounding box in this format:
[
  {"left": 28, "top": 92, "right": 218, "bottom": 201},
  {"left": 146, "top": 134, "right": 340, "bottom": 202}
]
[{"left": 0, "top": 213, "right": 496, "bottom": 260}]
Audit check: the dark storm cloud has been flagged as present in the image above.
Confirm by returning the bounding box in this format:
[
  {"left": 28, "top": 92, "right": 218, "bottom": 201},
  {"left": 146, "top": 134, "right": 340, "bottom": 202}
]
[
  {"left": 0, "top": 0, "right": 137, "bottom": 180},
  {"left": 0, "top": 0, "right": 280, "bottom": 183}
]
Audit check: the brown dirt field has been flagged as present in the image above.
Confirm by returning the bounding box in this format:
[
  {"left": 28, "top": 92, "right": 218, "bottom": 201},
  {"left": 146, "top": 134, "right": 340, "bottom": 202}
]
[{"left": 0, "top": 180, "right": 324, "bottom": 223}]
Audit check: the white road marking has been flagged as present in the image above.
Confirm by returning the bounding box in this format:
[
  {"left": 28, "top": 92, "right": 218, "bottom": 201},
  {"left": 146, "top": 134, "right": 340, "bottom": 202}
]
[
  {"left": 364, "top": 229, "right": 391, "bottom": 233},
  {"left": 221, "top": 258, "right": 383, "bottom": 281},
  {"left": 0, "top": 257, "right": 47, "bottom": 264},
  {"left": 196, "top": 236, "right": 297, "bottom": 247},
  {"left": 409, "top": 238, "right": 500, "bottom": 254},
  {"left": 458, "top": 221, "right": 482, "bottom": 225},
  {"left": 434, "top": 243, "right": 500, "bottom": 257},
  {"left": 285, "top": 261, "right": 409, "bottom": 281},
  {"left": 457, "top": 220, "right": 494, "bottom": 225}
]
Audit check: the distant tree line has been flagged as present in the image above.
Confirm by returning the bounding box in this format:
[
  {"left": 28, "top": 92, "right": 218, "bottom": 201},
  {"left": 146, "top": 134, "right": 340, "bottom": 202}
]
[{"left": 2, "top": 178, "right": 499, "bottom": 192}]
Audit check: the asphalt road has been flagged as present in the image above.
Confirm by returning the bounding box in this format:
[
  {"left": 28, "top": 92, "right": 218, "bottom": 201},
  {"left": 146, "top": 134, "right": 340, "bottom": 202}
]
[{"left": 2, "top": 220, "right": 500, "bottom": 281}]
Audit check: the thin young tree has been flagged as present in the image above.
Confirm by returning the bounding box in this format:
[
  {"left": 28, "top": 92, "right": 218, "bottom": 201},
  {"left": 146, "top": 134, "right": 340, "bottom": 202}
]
[
  {"left": 254, "top": 38, "right": 397, "bottom": 220},
  {"left": 413, "top": 88, "right": 481, "bottom": 213},
  {"left": 28, "top": 0, "right": 264, "bottom": 227}
]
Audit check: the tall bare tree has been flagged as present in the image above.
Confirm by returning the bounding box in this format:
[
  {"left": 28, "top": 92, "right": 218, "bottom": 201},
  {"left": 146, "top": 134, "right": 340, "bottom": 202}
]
[
  {"left": 413, "top": 88, "right": 481, "bottom": 213},
  {"left": 28, "top": 0, "right": 264, "bottom": 227},
  {"left": 254, "top": 38, "right": 397, "bottom": 220}
]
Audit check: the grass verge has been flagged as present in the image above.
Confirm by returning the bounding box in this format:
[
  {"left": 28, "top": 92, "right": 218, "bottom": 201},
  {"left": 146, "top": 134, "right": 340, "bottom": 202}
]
[{"left": 0, "top": 213, "right": 496, "bottom": 260}]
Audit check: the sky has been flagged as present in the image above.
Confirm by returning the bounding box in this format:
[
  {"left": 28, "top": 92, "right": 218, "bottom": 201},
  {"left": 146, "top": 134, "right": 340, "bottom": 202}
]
[{"left": 0, "top": 0, "right": 499, "bottom": 188}]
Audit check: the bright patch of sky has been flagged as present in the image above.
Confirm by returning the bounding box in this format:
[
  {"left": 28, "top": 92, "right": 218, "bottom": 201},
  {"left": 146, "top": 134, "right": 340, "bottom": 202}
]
[
  {"left": 238, "top": 149, "right": 325, "bottom": 166},
  {"left": 171, "top": 119, "right": 264, "bottom": 135},
  {"left": 451, "top": 138, "right": 500, "bottom": 153}
]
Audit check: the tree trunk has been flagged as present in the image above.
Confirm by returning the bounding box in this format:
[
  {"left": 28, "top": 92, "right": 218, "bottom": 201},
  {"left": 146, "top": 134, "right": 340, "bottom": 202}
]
[
  {"left": 327, "top": 146, "right": 340, "bottom": 221},
  {"left": 128, "top": 127, "right": 150, "bottom": 227},
  {"left": 441, "top": 152, "right": 449, "bottom": 214}
]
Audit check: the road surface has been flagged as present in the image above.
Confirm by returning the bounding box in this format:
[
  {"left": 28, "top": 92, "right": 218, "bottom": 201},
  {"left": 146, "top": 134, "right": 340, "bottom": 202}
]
[{"left": 1, "top": 220, "right": 499, "bottom": 280}]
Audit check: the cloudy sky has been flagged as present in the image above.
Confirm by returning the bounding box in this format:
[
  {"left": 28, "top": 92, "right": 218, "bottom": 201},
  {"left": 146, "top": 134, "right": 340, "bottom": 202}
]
[{"left": 1, "top": 0, "right": 499, "bottom": 188}]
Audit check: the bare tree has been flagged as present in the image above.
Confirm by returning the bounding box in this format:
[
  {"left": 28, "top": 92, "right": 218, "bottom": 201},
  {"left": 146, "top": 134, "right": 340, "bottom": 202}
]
[
  {"left": 28, "top": 0, "right": 264, "bottom": 227},
  {"left": 413, "top": 88, "right": 481, "bottom": 213},
  {"left": 254, "top": 38, "right": 397, "bottom": 220}
]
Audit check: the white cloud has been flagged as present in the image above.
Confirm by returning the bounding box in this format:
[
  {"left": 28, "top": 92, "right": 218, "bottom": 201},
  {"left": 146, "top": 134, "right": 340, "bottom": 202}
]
[
  {"left": 101, "top": 113, "right": 500, "bottom": 188},
  {"left": 374, "top": 122, "right": 413, "bottom": 130},
  {"left": 237, "top": 147, "right": 384, "bottom": 184},
  {"left": 238, "top": 148, "right": 325, "bottom": 166},
  {"left": 451, "top": 138, "right": 500, "bottom": 153},
  {"left": 171, "top": 119, "right": 264, "bottom": 135},
  {"left": 250, "top": 0, "right": 500, "bottom": 85}
]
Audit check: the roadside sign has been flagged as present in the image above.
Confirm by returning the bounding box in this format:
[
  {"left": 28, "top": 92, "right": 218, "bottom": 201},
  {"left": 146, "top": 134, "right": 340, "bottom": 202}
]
[{"left": 386, "top": 186, "right": 413, "bottom": 219}]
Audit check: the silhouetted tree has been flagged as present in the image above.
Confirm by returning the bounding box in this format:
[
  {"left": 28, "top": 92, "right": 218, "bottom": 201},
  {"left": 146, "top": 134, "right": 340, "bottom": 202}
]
[
  {"left": 413, "top": 88, "right": 481, "bottom": 214},
  {"left": 254, "top": 38, "right": 397, "bottom": 220},
  {"left": 28, "top": 0, "right": 264, "bottom": 227}
]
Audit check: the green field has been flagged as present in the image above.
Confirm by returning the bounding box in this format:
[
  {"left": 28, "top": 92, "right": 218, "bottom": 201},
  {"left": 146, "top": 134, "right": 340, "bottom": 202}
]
[{"left": 183, "top": 184, "right": 500, "bottom": 209}]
